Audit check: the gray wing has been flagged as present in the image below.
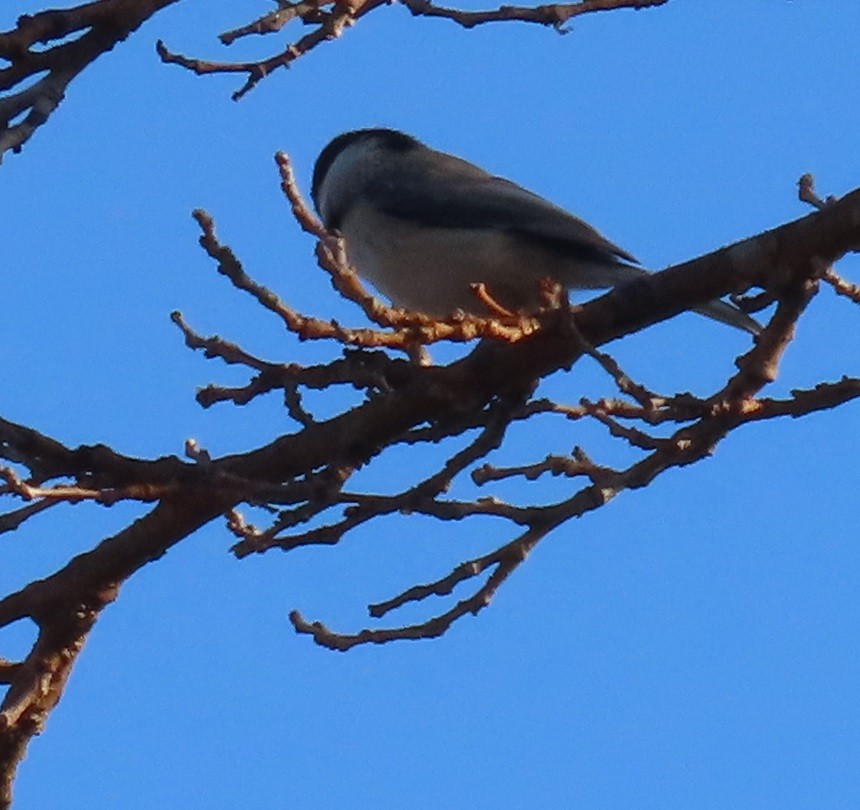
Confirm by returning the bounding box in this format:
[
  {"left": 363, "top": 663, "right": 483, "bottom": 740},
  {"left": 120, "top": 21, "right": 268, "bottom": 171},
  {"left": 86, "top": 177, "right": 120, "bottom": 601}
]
[
  {"left": 366, "top": 148, "right": 760, "bottom": 335},
  {"left": 367, "top": 150, "right": 638, "bottom": 265}
]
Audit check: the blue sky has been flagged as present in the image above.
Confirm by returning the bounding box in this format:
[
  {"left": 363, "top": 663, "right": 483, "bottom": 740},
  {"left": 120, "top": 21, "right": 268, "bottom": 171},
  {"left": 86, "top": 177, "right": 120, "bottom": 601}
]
[{"left": 2, "top": 2, "right": 859, "bottom": 807}]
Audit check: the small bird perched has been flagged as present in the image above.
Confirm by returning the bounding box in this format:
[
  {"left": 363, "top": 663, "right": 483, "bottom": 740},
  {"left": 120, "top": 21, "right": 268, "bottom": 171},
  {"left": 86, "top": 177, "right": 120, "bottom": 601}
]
[{"left": 311, "top": 128, "right": 760, "bottom": 335}]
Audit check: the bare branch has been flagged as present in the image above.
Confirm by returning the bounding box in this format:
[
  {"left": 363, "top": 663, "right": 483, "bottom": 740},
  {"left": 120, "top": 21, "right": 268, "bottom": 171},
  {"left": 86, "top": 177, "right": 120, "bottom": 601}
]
[
  {"left": 822, "top": 267, "right": 860, "bottom": 304},
  {"left": 0, "top": 0, "right": 182, "bottom": 161},
  {"left": 157, "top": 0, "right": 668, "bottom": 99},
  {"left": 290, "top": 525, "right": 547, "bottom": 650},
  {"left": 401, "top": 0, "right": 668, "bottom": 31},
  {"left": 1, "top": 157, "right": 857, "bottom": 797}
]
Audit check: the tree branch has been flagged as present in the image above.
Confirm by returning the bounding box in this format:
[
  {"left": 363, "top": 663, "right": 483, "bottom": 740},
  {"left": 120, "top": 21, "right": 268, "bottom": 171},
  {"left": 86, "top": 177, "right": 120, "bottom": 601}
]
[
  {"left": 157, "top": 0, "right": 668, "bottom": 99},
  {"left": 0, "top": 0, "right": 182, "bottom": 161},
  {"left": 1, "top": 160, "right": 857, "bottom": 803}
]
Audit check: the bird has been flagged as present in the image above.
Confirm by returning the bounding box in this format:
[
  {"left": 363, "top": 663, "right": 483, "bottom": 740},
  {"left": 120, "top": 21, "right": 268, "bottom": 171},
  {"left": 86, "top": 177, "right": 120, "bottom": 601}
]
[{"left": 311, "top": 128, "right": 760, "bottom": 335}]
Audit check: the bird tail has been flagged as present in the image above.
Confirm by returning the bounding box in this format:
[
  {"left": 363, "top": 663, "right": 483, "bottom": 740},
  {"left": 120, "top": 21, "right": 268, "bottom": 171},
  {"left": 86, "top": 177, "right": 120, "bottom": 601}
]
[
  {"left": 584, "top": 262, "right": 761, "bottom": 336},
  {"left": 692, "top": 299, "right": 761, "bottom": 335}
]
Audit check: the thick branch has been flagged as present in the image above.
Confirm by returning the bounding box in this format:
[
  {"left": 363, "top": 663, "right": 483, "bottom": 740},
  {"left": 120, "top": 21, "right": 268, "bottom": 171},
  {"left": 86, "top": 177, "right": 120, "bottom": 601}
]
[{"left": 0, "top": 489, "right": 227, "bottom": 804}]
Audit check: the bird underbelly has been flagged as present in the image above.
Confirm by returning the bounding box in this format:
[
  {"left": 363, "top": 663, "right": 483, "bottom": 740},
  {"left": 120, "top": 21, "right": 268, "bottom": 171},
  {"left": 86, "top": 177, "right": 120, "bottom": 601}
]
[{"left": 341, "top": 211, "right": 570, "bottom": 316}]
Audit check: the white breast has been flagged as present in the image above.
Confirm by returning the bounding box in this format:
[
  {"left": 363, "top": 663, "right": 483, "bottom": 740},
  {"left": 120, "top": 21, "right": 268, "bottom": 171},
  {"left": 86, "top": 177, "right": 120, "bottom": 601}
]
[{"left": 339, "top": 201, "right": 582, "bottom": 316}]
